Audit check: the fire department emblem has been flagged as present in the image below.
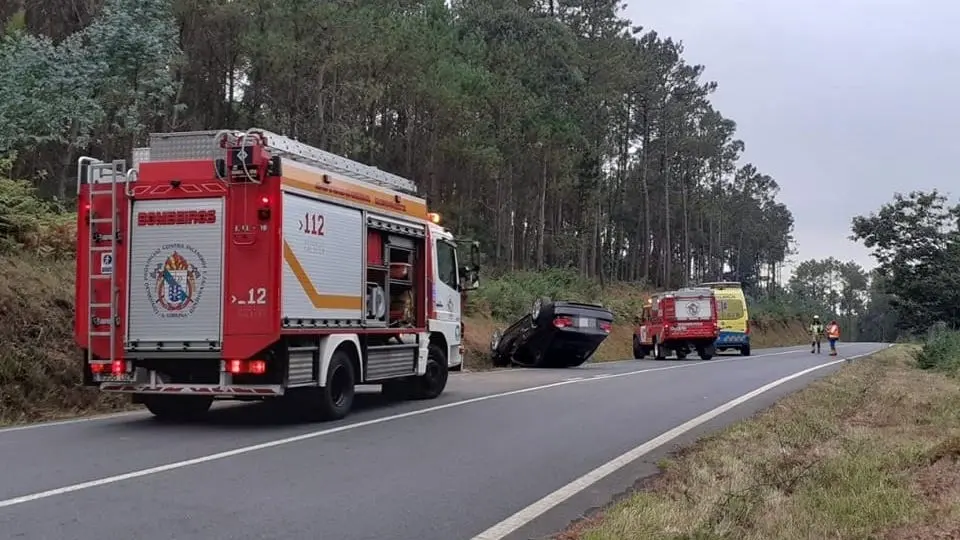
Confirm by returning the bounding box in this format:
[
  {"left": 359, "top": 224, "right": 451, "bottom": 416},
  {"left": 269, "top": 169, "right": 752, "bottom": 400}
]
[
  {"left": 143, "top": 244, "right": 207, "bottom": 317},
  {"left": 686, "top": 302, "right": 700, "bottom": 317}
]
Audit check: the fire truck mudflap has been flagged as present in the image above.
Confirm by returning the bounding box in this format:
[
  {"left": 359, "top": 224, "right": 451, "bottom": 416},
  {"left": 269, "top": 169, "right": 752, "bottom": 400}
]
[{"left": 126, "top": 198, "right": 225, "bottom": 351}]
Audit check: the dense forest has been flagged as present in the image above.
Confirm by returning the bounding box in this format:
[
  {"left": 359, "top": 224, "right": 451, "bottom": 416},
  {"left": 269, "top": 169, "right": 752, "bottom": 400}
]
[
  {"left": 0, "top": 0, "right": 795, "bottom": 291},
  {"left": 2, "top": 0, "right": 920, "bottom": 342}
]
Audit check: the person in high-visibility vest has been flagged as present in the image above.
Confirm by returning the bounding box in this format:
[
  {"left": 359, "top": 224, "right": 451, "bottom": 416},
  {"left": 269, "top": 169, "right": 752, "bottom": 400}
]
[
  {"left": 809, "top": 315, "right": 824, "bottom": 354},
  {"left": 826, "top": 320, "right": 840, "bottom": 356}
]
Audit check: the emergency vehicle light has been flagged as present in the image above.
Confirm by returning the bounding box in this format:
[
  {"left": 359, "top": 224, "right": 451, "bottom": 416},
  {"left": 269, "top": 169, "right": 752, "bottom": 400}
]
[
  {"left": 257, "top": 195, "right": 271, "bottom": 220},
  {"left": 427, "top": 212, "right": 441, "bottom": 224},
  {"left": 228, "top": 359, "right": 267, "bottom": 375}
]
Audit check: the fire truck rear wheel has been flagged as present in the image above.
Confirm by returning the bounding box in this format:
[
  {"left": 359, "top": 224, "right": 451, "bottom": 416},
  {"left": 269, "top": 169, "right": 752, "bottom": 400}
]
[
  {"left": 317, "top": 349, "right": 356, "bottom": 421},
  {"left": 653, "top": 340, "right": 667, "bottom": 360},
  {"left": 142, "top": 395, "right": 213, "bottom": 422}
]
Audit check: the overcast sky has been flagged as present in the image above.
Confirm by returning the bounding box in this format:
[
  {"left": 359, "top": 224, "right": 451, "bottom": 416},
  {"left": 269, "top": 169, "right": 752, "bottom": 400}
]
[{"left": 622, "top": 0, "right": 959, "bottom": 273}]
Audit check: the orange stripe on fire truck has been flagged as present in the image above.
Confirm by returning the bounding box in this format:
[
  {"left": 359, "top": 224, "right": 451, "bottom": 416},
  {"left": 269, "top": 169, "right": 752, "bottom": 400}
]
[{"left": 282, "top": 240, "right": 363, "bottom": 310}]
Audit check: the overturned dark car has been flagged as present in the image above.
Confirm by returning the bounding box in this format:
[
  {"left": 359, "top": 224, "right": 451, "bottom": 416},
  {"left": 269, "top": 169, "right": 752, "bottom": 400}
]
[{"left": 489, "top": 298, "right": 614, "bottom": 368}]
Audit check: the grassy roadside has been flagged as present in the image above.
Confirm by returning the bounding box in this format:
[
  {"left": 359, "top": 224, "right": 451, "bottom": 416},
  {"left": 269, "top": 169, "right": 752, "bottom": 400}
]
[{"left": 558, "top": 343, "right": 960, "bottom": 540}]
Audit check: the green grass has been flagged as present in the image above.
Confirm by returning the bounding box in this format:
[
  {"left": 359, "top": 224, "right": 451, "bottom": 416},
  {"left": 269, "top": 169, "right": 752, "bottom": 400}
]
[{"left": 915, "top": 327, "right": 960, "bottom": 375}]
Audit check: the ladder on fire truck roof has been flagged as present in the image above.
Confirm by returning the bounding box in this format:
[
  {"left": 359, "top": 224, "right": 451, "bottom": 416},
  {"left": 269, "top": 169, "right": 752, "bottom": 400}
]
[
  {"left": 136, "top": 128, "right": 419, "bottom": 195},
  {"left": 77, "top": 157, "right": 131, "bottom": 370}
]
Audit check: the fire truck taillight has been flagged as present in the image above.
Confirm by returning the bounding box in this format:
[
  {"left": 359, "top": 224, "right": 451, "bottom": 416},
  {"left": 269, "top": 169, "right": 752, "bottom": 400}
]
[
  {"left": 257, "top": 195, "right": 271, "bottom": 220},
  {"left": 111, "top": 360, "right": 125, "bottom": 375},
  {"left": 228, "top": 359, "right": 267, "bottom": 375}
]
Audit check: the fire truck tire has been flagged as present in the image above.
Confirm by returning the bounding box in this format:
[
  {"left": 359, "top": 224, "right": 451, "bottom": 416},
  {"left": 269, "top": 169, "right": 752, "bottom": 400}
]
[
  {"left": 675, "top": 349, "right": 688, "bottom": 360},
  {"left": 653, "top": 340, "right": 667, "bottom": 360},
  {"left": 382, "top": 343, "right": 449, "bottom": 400},
  {"left": 317, "top": 349, "right": 356, "bottom": 421},
  {"left": 410, "top": 343, "right": 449, "bottom": 400},
  {"left": 633, "top": 341, "right": 646, "bottom": 359},
  {"left": 142, "top": 395, "right": 213, "bottom": 422},
  {"left": 697, "top": 344, "right": 716, "bottom": 360}
]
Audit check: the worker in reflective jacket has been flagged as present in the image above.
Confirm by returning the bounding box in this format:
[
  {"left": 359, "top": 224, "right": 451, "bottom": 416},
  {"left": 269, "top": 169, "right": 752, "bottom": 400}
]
[
  {"left": 809, "top": 315, "right": 824, "bottom": 354},
  {"left": 826, "top": 320, "right": 840, "bottom": 356}
]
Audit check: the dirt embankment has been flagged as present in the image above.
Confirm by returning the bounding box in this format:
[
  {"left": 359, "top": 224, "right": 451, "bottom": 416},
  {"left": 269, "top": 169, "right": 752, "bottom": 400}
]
[{"left": 0, "top": 256, "right": 128, "bottom": 424}]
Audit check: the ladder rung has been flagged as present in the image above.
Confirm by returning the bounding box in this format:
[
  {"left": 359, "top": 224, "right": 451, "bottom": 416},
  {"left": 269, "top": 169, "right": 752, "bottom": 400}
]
[
  {"left": 90, "top": 246, "right": 114, "bottom": 252},
  {"left": 90, "top": 303, "right": 112, "bottom": 308},
  {"left": 90, "top": 218, "right": 114, "bottom": 224},
  {"left": 90, "top": 332, "right": 113, "bottom": 337},
  {"left": 91, "top": 275, "right": 111, "bottom": 280}
]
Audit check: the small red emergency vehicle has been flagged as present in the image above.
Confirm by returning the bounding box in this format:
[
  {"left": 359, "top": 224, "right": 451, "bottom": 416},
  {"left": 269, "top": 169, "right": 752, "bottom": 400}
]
[{"left": 633, "top": 287, "right": 720, "bottom": 360}]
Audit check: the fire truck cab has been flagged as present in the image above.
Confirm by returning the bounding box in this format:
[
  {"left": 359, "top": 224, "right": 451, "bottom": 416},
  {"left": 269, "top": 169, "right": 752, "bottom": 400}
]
[{"left": 74, "top": 129, "right": 480, "bottom": 422}]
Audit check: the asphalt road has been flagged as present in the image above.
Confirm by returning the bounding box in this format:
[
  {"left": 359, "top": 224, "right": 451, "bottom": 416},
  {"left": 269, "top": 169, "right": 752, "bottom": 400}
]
[{"left": 0, "top": 342, "right": 887, "bottom": 540}]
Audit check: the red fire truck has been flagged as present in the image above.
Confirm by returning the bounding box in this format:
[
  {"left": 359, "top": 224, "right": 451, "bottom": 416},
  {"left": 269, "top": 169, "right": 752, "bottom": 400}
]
[
  {"left": 633, "top": 287, "right": 720, "bottom": 360},
  {"left": 75, "top": 129, "right": 480, "bottom": 421}
]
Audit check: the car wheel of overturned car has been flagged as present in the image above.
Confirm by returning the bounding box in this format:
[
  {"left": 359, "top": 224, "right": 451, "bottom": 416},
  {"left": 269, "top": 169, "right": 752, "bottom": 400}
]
[
  {"left": 490, "top": 328, "right": 510, "bottom": 367},
  {"left": 143, "top": 395, "right": 213, "bottom": 422},
  {"left": 530, "top": 296, "right": 551, "bottom": 324}
]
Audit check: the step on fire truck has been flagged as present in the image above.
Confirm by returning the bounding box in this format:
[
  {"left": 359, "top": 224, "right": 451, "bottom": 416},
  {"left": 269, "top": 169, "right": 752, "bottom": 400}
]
[{"left": 75, "top": 129, "right": 480, "bottom": 421}]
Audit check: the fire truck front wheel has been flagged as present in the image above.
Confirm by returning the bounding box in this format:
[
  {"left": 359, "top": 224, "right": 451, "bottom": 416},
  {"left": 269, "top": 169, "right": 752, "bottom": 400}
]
[
  {"left": 410, "top": 343, "right": 449, "bottom": 400},
  {"left": 142, "top": 395, "right": 213, "bottom": 422},
  {"left": 382, "top": 343, "right": 449, "bottom": 400}
]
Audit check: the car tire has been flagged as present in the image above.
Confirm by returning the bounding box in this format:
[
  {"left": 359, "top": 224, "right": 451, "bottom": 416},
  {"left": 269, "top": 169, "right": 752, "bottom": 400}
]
[
  {"left": 698, "top": 344, "right": 716, "bottom": 360},
  {"left": 740, "top": 344, "right": 751, "bottom": 356},
  {"left": 531, "top": 296, "right": 551, "bottom": 325}
]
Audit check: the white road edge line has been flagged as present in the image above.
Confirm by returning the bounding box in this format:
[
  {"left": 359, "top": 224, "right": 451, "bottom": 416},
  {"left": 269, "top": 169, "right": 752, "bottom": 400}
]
[
  {"left": 470, "top": 347, "right": 888, "bottom": 540},
  {"left": 0, "top": 348, "right": 809, "bottom": 508},
  {"left": 0, "top": 346, "right": 808, "bottom": 436}
]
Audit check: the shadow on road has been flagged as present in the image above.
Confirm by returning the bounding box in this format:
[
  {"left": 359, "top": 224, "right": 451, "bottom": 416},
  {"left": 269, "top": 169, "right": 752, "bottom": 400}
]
[{"left": 100, "top": 388, "right": 404, "bottom": 432}]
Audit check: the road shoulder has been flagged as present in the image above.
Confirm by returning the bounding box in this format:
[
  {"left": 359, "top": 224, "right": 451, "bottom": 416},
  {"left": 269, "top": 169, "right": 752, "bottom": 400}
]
[{"left": 550, "top": 345, "right": 960, "bottom": 540}]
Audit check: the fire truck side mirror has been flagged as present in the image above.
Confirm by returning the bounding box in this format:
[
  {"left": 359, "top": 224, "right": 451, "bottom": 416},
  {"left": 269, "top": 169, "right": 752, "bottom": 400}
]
[{"left": 460, "top": 266, "right": 480, "bottom": 291}]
